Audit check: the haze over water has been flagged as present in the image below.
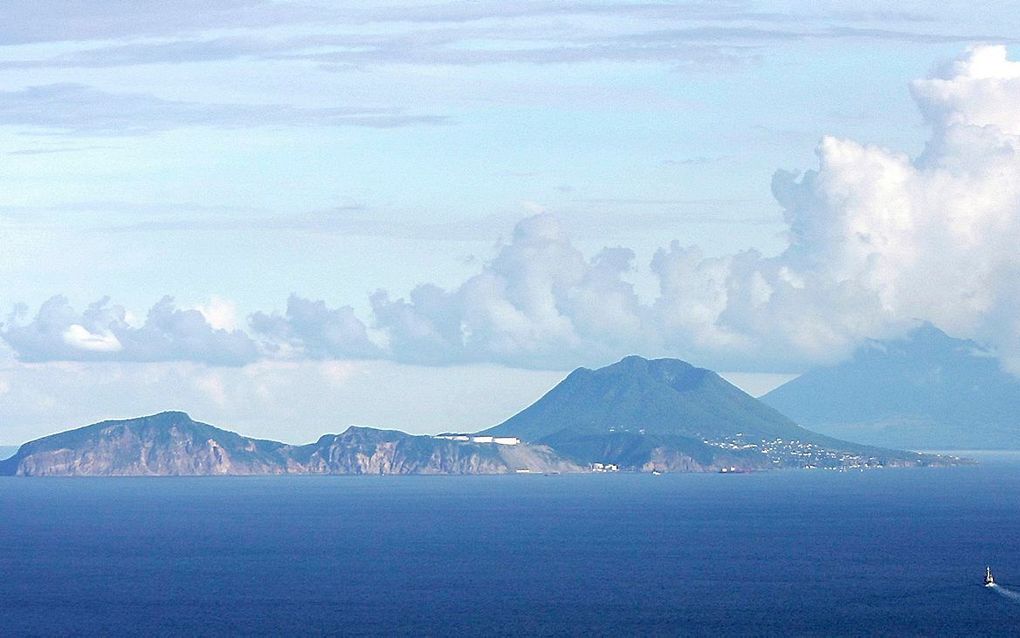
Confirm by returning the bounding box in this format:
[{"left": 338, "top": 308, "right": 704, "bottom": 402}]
[{"left": 3, "top": 457, "right": 1020, "bottom": 636}]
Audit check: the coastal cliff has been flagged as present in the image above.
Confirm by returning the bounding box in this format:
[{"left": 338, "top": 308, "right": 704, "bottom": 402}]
[
  {"left": 0, "top": 412, "right": 581, "bottom": 477},
  {"left": 286, "top": 426, "right": 577, "bottom": 475},
  {"left": 0, "top": 412, "right": 290, "bottom": 476}
]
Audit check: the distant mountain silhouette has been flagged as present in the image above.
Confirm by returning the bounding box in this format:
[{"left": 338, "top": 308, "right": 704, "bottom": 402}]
[
  {"left": 482, "top": 355, "right": 941, "bottom": 469},
  {"left": 762, "top": 324, "right": 1020, "bottom": 450}
]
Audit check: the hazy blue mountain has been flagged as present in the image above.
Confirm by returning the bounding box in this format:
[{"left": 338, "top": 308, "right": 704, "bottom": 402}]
[
  {"left": 0, "top": 412, "right": 579, "bottom": 477},
  {"left": 482, "top": 355, "right": 944, "bottom": 470},
  {"left": 0, "top": 446, "right": 18, "bottom": 461},
  {"left": 762, "top": 324, "right": 1020, "bottom": 450}
]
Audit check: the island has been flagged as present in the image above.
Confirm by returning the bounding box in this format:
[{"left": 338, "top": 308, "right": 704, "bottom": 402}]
[{"left": 0, "top": 356, "right": 964, "bottom": 476}]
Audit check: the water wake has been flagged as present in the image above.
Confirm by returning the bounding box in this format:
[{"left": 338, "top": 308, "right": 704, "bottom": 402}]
[{"left": 990, "top": 584, "right": 1020, "bottom": 603}]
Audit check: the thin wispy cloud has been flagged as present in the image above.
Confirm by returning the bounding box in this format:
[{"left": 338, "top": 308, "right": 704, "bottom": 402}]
[
  {"left": 0, "top": 2, "right": 1007, "bottom": 74},
  {"left": 0, "top": 0, "right": 340, "bottom": 45},
  {"left": 5, "top": 145, "right": 117, "bottom": 156},
  {"left": 0, "top": 84, "right": 448, "bottom": 135},
  {"left": 1, "top": 24, "right": 1010, "bottom": 72},
  {"left": 83, "top": 203, "right": 777, "bottom": 240},
  {"left": 662, "top": 156, "right": 730, "bottom": 166},
  {"left": 0, "top": 1, "right": 941, "bottom": 47}
]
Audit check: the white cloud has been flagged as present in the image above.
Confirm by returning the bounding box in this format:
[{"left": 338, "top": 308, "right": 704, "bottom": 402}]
[
  {"left": 193, "top": 295, "right": 238, "bottom": 332},
  {"left": 250, "top": 294, "right": 381, "bottom": 360},
  {"left": 8, "top": 46, "right": 1020, "bottom": 375},
  {"left": 357, "top": 44, "right": 1020, "bottom": 371},
  {"left": 61, "top": 324, "right": 123, "bottom": 352},
  {"left": 912, "top": 44, "right": 1020, "bottom": 135},
  {"left": 2, "top": 295, "right": 259, "bottom": 366},
  {"left": 368, "top": 213, "right": 645, "bottom": 368},
  {"left": 767, "top": 45, "right": 1020, "bottom": 370}
]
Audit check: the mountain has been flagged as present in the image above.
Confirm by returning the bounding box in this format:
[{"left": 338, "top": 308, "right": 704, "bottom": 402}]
[
  {"left": 0, "top": 412, "right": 290, "bottom": 476},
  {"left": 482, "top": 355, "right": 945, "bottom": 470},
  {"left": 0, "top": 446, "right": 18, "bottom": 461},
  {"left": 0, "top": 412, "right": 580, "bottom": 477},
  {"left": 762, "top": 324, "right": 1020, "bottom": 450}
]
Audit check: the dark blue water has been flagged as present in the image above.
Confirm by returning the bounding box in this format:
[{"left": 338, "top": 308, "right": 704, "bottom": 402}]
[{"left": 3, "top": 459, "right": 1020, "bottom": 636}]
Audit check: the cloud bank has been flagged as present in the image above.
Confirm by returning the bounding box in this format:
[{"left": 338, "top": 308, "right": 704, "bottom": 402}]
[
  {"left": 6, "top": 45, "right": 1020, "bottom": 373},
  {"left": 3, "top": 296, "right": 259, "bottom": 366}
]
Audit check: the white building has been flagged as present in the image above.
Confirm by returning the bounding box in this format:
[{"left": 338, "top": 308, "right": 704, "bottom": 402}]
[{"left": 433, "top": 434, "right": 520, "bottom": 446}]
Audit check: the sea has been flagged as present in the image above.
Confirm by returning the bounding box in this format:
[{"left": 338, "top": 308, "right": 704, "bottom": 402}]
[{"left": 3, "top": 455, "right": 1020, "bottom": 637}]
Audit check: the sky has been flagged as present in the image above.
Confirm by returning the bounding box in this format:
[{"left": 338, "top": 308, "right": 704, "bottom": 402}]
[{"left": 3, "top": 1, "right": 1020, "bottom": 444}]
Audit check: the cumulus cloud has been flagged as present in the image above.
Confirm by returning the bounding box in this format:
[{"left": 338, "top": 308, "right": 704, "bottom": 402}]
[
  {"left": 9, "top": 45, "right": 1020, "bottom": 374},
  {"left": 2, "top": 295, "right": 259, "bottom": 366},
  {"left": 258, "top": 45, "right": 1020, "bottom": 372},
  {"left": 192, "top": 295, "right": 239, "bottom": 332},
  {"left": 62, "top": 324, "right": 123, "bottom": 352},
  {"left": 912, "top": 44, "right": 1020, "bottom": 135},
  {"left": 250, "top": 294, "right": 381, "bottom": 359},
  {"left": 767, "top": 44, "right": 1020, "bottom": 370},
  {"left": 243, "top": 215, "right": 652, "bottom": 369},
  {"left": 631, "top": 44, "right": 1020, "bottom": 370},
  {"left": 367, "top": 214, "right": 643, "bottom": 368}
]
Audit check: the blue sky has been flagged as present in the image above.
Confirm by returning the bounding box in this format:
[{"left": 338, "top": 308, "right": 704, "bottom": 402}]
[{"left": 3, "top": 1, "right": 1020, "bottom": 443}]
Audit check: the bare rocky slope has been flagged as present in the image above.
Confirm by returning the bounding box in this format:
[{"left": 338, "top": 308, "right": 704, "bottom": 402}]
[{"left": 0, "top": 412, "right": 580, "bottom": 477}]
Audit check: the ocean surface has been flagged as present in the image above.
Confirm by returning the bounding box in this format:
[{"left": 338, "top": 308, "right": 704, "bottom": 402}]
[{"left": 3, "top": 457, "right": 1020, "bottom": 637}]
